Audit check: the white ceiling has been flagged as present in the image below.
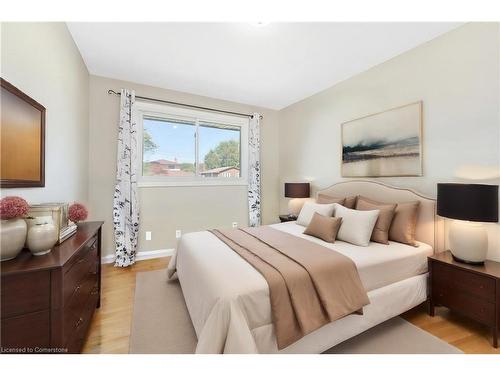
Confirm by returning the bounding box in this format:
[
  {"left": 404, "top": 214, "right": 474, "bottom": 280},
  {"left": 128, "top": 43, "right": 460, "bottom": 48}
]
[{"left": 67, "top": 22, "right": 461, "bottom": 110}]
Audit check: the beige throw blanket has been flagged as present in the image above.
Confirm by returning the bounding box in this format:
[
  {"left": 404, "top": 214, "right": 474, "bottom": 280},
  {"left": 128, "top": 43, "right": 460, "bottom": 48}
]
[{"left": 210, "top": 226, "right": 369, "bottom": 349}]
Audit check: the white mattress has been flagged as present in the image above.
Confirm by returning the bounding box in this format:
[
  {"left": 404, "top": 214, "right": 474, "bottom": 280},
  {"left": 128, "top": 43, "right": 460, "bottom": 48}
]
[{"left": 271, "top": 221, "right": 433, "bottom": 291}]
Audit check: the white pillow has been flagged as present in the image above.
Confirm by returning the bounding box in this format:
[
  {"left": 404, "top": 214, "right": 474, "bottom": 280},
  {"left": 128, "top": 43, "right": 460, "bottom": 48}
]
[
  {"left": 296, "top": 202, "right": 335, "bottom": 227},
  {"left": 334, "top": 203, "right": 380, "bottom": 246}
]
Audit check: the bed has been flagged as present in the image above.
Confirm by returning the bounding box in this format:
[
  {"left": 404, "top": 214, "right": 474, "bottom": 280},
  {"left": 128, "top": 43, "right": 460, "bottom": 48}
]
[{"left": 168, "top": 180, "right": 445, "bottom": 353}]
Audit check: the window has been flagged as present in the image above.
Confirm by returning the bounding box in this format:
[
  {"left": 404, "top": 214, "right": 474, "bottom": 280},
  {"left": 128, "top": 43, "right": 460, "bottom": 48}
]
[
  {"left": 142, "top": 117, "right": 196, "bottom": 177},
  {"left": 199, "top": 122, "right": 241, "bottom": 179},
  {"left": 136, "top": 101, "right": 248, "bottom": 186}
]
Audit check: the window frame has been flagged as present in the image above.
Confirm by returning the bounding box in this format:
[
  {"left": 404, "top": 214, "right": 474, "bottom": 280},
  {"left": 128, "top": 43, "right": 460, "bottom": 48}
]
[{"left": 135, "top": 101, "right": 249, "bottom": 187}]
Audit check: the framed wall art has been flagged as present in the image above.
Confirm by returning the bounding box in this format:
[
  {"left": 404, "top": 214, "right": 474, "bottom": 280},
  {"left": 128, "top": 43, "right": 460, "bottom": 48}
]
[{"left": 341, "top": 101, "right": 422, "bottom": 177}]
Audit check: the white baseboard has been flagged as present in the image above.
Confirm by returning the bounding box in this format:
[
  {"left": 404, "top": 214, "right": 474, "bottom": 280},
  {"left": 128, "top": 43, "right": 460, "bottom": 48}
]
[{"left": 101, "top": 248, "right": 175, "bottom": 264}]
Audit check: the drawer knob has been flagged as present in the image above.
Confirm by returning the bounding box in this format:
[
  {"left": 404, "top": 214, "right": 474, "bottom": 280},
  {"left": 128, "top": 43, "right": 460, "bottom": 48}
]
[
  {"left": 91, "top": 287, "right": 99, "bottom": 295},
  {"left": 75, "top": 317, "right": 83, "bottom": 328},
  {"left": 74, "top": 285, "right": 81, "bottom": 293}
]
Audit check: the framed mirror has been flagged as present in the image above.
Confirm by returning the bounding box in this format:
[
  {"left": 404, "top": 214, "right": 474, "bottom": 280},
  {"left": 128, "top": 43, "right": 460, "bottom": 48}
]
[{"left": 1, "top": 78, "right": 45, "bottom": 187}]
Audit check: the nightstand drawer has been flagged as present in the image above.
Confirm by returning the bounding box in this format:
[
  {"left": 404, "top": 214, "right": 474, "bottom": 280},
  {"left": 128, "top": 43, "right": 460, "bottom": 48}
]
[
  {"left": 429, "top": 251, "right": 500, "bottom": 348},
  {"left": 433, "top": 285, "right": 495, "bottom": 325},
  {"left": 433, "top": 261, "right": 495, "bottom": 302}
]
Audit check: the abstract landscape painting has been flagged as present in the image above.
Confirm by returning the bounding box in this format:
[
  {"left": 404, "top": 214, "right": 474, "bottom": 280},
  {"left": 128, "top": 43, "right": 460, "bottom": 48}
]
[{"left": 341, "top": 102, "right": 422, "bottom": 177}]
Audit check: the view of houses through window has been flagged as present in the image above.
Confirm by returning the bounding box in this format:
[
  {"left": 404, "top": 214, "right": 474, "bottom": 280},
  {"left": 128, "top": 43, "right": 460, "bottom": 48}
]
[{"left": 142, "top": 117, "right": 241, "bottom": 178}]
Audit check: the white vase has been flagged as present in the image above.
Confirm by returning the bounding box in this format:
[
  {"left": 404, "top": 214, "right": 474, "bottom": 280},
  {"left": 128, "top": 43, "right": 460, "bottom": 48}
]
[
  {"left": 27, "top": 222, "right": 58, "bottom": 256},
  {"left": 0, "top": 218, "right": 27, "bottom": 261}
]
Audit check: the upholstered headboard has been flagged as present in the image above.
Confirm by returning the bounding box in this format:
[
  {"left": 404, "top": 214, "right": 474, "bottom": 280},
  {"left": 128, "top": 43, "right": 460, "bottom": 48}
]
[{"left": 317, "top": 180, "right": 444, "bottom": 252}]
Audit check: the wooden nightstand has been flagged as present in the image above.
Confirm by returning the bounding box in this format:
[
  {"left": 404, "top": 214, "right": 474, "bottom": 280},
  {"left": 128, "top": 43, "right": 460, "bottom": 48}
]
[
  {"left": 279, "top": 214, "right": 297, "bottom": 222},
  {"left": 428, "top": 251, "right": 500, "bottom": 348}
]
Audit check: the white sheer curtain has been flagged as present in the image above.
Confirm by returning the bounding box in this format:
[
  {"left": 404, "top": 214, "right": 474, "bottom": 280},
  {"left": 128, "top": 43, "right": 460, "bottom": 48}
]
[
  {"left": 248, "top": 113, "right": 261, "bottom": 227},
  {"left": 113, "top": 89, "right": 140, "bottom": 267}
]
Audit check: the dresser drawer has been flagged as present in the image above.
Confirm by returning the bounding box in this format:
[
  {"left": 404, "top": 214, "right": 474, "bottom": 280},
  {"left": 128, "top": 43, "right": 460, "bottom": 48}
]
[
  {"left": 433, "top": 285, "right": 495, "bottom": 325},
  {"left": 65, "top": 269, "right": 97, "bottom": 320},
  {"left": 63, "top": 270, "right": 98, "bottom": 340},
  {"left": 1, "top": 310, "right": 50, "bottom": 349},
  {"left": 433, "top": 261, "right": 495, "bottom": 302},
  {"left": 66, "top": 292, "right": 99, "bottom": 354},
  {"left": 64, "top": 235, "right": 97, "bottom": 273},
  {"left": 1, "top": 271, "right": 50, "bottom": 318},
  {"left": 63, "top": 237, "right": 98, "bottom": 304}
]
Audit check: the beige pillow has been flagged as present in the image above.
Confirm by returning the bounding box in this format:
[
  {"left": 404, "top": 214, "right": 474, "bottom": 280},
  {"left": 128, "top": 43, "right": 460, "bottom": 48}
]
[
  {"left": 343, "top": 196, "right": 358, "bottom": 209},
  {"left": 316, "top": 194, "right": 345, "bottom": 206},
  {"left": 389, "top": 201, "right": 420, "bottom": 246},
  {"left": 317, "top": 194, "right": 357, "bottom": 208},
  {"left": 303, "top": 213, "right": 343, "bottom": 243},
  {"left": 334, "top": 203, "right": 379, "bottom": 246},
  {"left": 356, "top": 196, "right": 396, "bottom": 244},
  {"left": 296, "top": 201, "right": 336, "bottom": 226}
]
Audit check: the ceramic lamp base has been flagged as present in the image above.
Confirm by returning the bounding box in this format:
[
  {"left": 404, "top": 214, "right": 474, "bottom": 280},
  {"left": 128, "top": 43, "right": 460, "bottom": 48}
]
[
  {"left": 287, "top": 198, "right": 308, "bottom": 217},
  {"left": 449, "top": 220, "right": 488, "bottom": 265},
  {"left": 451, "top": 254, "right": 484, "bottom": 266}
]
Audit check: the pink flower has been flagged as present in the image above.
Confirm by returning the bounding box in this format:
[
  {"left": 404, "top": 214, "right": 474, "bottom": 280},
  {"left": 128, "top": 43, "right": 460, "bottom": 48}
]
[
  {"left": 68, "top": 203, "right": 88, "bottom": 223},
  {"left": 0, "top": 196, "right": 29, "bottom": 220}
]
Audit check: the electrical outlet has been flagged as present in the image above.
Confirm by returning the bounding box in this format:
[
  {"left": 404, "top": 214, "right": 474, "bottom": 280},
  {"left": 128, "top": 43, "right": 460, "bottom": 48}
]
[
  {"left": 145, "top": 231, "right": 152, "bottom": 241},
  {"left": 175, "top": 229, "right": 182, "bottom": 239},
  {"left": 232, "top": 222, "right": 238, "bottom": 228}
]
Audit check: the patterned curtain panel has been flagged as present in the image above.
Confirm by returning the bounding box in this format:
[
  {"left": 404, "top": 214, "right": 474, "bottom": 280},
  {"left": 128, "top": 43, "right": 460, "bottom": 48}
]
[
  {"left": 248, "top": 113, "right": 261, "bottom": 227},
  {"left": 113, "top": 89, "right": 140, "bottom": 267}
]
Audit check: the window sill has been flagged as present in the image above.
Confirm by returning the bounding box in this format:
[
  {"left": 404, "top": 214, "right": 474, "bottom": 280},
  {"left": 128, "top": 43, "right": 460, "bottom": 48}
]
[{"left": 138, "top": 180, "right": 248, "bottom": 188}]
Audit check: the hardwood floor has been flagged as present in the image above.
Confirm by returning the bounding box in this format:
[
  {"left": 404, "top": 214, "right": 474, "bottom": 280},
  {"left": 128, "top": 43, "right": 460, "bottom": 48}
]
[
  {"left": 402, "top": 305, "right": 499, "bottom": 354},
  {"left": 83, "top": 257, "right": 499, "bottom": 354},
  {"left": 82, "top": 257, "right": 169, "bottom": 354}
]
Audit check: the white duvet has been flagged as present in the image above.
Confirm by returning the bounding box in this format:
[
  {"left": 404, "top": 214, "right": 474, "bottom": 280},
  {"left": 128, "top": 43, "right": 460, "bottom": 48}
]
[{"left": 167, "top": 222, "right": 432, "bottom": 353}]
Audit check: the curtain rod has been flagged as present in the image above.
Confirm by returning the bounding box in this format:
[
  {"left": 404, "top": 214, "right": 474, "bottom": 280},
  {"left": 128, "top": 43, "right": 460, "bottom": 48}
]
[{"left": 107, "top": 90, "right": 263, "bottom": 120}]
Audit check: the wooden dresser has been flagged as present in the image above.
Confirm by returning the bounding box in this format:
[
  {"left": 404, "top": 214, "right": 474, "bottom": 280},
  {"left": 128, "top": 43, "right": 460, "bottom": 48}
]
[
  {"left": 1, "top": 221, "right": 103, "bottom": 354},
  {"left": 428, "top": 251, "right": 500, "bottom": 348}
]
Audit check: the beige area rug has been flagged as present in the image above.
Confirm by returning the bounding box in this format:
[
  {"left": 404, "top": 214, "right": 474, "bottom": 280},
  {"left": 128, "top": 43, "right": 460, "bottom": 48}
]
[{"left": 129, "top": 270, "right": 462, "bottom": 354}]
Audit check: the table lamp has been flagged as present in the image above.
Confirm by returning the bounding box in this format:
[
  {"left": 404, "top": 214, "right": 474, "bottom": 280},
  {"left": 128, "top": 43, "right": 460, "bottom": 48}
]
[
  {"left": 284, "top": 182, "right": 310, "bottom": 218},
  {"left": 437, "top": 183, "right": 498, "bottom": 265}
]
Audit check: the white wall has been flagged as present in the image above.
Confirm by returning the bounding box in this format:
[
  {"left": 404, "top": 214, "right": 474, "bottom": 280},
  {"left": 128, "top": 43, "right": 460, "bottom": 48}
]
[
  {"left": 4, "top": 22, "right": 498, "bottom": 261},
  {"left": 1, "top": 22, "right": 90, "bottom": 204},
  {"left": 279, "top": 23, "right": 500, "bottom": 260},
  {"left": 88, "top": 75, "right": 280, "bottom": 257}
]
